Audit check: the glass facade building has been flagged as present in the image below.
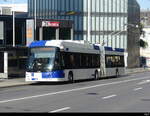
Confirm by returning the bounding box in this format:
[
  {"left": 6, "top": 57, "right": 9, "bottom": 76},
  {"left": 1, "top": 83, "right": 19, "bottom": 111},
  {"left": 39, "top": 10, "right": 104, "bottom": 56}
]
[
  {"left": 28, "top": 0, "right": 140, "bottom": 67},
  {"left": 28, "top": 0, "right": 128, "bottom": 49}
]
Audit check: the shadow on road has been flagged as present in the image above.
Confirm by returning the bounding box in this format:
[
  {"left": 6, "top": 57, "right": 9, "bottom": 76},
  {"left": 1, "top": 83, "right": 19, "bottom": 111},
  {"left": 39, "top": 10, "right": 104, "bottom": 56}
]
[{"left": 29, "top": 75, "right": 126, "bottom": 86}]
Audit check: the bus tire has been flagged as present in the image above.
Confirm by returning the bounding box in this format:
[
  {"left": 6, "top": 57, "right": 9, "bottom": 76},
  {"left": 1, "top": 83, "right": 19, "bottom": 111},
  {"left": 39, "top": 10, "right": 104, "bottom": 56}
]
[
  {"left": 68, "top": 72, "right": 74, "bottom": 83},
  {"left": 94, "top": 70, "right": 99, "bottom": 80}
]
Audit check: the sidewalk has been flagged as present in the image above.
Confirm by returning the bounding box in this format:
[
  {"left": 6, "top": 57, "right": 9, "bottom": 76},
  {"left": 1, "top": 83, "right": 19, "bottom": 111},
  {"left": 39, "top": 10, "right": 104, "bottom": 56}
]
[
  {"left": 125, "top": 67, "right": 150, "bottom": 74},
  {"left": 0, "top": 68, "right": 150, "bottom": 88},
  {"left": 0, "top": 78, "right": 34, "bottom": 88}
]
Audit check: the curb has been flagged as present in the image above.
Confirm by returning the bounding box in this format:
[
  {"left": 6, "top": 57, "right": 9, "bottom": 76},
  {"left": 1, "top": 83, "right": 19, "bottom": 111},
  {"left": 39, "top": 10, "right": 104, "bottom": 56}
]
[
  {"left": 126, "top": 68, "right": 150, "bottom": 74},
  {"left": 0, "top": 82, "right": 34, "bottom": 89}
]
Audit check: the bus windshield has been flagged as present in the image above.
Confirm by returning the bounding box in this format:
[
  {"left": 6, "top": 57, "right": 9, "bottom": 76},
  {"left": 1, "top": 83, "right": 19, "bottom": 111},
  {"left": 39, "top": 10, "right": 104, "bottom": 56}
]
[{"left": 27, "top": 47, "right": 57, "bottom": 72}]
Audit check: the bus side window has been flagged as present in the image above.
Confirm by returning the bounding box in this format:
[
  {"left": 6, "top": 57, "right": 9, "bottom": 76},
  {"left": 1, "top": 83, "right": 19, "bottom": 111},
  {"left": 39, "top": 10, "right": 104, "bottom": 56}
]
[
  {"left": 119, "top": 56, "right": 124, "bottom": 67},
  {"left": 108, "top": 58, "right": 112, "bottom": 68},
  {"left": 86, "top": 54, "right": 88, "bottom": 67},
  {"left": 106, "top": 55, "right": 111, "bottom": 68},
  {"left": 70, "top": 54, "right": 75, "bottom": 68},
  {"left": 62, "top": 52, "right": 71, "bottom": 69},
  {"left": 54, "top": 52, "right": 61, "bottom": 70},
  {"left": 96, "top": 54, "right": 100, "bottom": 67},
  {"left": 74, "top": 53, "right": 80, "bottom": 69},
  {"left": 59, "top": 52, "right": 65, "bottom": 69}
]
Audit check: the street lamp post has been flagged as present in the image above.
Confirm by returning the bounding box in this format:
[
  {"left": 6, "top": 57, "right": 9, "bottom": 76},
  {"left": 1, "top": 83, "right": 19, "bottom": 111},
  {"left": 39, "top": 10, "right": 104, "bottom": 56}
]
[
  {"left": 87, "top": 0, "right": 91, "bottom": 43},
  {"left": 34, "top": 0, "right": 37, "bottom": 41},
  {"left": 12, "top": 0, "right": 15, "bottom": 47},
  {"left": 4, "top": 0, "right": 15, "bottom": 47}
]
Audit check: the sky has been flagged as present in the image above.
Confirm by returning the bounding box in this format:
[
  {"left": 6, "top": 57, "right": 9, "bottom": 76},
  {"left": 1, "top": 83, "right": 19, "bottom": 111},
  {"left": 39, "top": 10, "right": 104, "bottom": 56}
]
[
  {"left": 0, "top": 0, "right": 150, "bottom": 10},
  {"left": 0, "top": 0, "right": 27, "bottom": 4},
  {"left": 137, "top": 0, "right": 150, "bottom": 10}
]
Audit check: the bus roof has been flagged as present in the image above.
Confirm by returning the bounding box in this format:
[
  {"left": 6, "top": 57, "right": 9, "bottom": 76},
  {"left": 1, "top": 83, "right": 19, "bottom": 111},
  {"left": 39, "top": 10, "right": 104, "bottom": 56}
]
[{"left": 29, "top": 40, "right": 125, "bottom": 53}]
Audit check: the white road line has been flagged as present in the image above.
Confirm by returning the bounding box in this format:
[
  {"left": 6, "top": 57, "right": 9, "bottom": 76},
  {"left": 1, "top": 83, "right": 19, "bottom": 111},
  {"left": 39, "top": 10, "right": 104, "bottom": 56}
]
[
  {"left": 102, "top": 95, "right": 117, "bottom": 100},
  {"left": 0, "top": 76, "right": 150, "bottom": 104},
  {"left": 133, "top": 87, "right": 143, "bottom": 91},
  {"left": 138, "top": 80, "right": 150, "bottom": 85},
  {"left": 50, "top": 107, "right": 70, "bottom": 113}
]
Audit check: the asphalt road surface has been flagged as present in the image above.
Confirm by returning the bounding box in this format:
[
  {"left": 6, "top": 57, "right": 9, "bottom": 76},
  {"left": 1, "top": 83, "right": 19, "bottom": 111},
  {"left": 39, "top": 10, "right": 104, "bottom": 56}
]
[{"left": 0, "top": 72, "right": 150, "bottom": 113}]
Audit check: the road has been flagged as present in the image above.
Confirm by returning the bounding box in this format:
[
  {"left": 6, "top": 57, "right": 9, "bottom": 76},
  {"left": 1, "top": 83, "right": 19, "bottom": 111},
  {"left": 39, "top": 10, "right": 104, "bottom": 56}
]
[{"left": 0, "top": 72, "right": 150, "bottom": 113}]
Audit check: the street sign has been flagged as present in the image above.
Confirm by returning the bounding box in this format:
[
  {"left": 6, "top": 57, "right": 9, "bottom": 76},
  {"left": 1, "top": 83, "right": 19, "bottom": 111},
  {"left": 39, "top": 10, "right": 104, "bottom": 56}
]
[
  {"left": 42, "top": 21, "right": 60, "bottom": 27},
  {"left": 26, "top": 19, "right": 34, "bottom": 46}
]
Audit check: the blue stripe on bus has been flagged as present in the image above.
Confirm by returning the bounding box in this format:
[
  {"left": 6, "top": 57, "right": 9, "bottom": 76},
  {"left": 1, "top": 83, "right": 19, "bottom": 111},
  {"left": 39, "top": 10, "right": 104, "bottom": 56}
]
[
  {"left": 115, "top": 48, "right": 125, "bottom": 52},
  {"left": 105, "top": 47, "right": 113, "bottom": 51},
  {"left": 105, "top": 47, "right": 125, "bottom": 52},
  {"left": 93, "top": 45, "right": 100, "bottom": 50},
  {"left": 29, "top": 40, "right": 48, "bottom": 48},
  {"left": 42, "top": 70, "right": 65, "bottom": 78},
  {"left": 32, "top": 78, "right": 38, "bottom": 80}
]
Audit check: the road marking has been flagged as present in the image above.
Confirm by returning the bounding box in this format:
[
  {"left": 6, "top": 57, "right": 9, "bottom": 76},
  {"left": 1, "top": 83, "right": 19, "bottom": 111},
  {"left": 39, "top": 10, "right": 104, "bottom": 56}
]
[
  {"left": 102, "top": 95, "right": 117, "bottom": 100},
  {"left": 0, "top": 76, "right": 150, "bottom": 104},
  {"left": 137, "top": 80, "right": 150, "bottom": 85},
  {"left": 50, "top": 107, "right": 70, "bottom": 113},
  {"left": 133, "top": 87, "right": 143, "bottom": 91}
]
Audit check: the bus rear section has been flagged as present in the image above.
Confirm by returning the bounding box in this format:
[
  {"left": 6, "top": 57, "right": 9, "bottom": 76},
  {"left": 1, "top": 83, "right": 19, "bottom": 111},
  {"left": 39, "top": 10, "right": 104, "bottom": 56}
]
[{"left": 104, "top": 47, "right": 126, "bottom": 77}]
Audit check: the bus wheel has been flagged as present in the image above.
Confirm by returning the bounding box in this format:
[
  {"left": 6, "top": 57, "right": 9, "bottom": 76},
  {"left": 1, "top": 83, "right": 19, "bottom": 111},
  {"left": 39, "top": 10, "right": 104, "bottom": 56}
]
[
  {"left": 68, "top": 72, "right": 74, "bottom": 83},
  {"left": 94, "top": 71, "right": 99, "bottom": 80}
]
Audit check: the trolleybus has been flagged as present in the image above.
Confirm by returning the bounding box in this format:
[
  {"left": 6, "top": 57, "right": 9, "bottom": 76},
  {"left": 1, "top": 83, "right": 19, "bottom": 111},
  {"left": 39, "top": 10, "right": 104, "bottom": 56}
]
[{"left": 26, "top": 40, "right": 125, "bottom": 82}]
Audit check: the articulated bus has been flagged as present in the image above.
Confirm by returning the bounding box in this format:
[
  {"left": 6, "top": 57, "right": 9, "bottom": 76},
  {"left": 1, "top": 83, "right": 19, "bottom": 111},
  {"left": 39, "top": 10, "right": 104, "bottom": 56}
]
[{"left": 26, "top": 40, "right": 125, "bottom": 82}]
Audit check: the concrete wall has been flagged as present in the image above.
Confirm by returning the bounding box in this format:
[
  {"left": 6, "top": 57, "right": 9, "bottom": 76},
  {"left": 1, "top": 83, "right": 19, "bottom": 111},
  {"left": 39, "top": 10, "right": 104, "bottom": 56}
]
[{"left": 127, "top": 0, "right": 140, "bottom": 68}]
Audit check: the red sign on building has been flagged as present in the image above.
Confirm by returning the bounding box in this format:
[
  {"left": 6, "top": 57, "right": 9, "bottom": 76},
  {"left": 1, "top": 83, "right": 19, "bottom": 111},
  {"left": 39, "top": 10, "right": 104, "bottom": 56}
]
[{"left": 42, "top": 21, "right": 60, "bottom": 27}]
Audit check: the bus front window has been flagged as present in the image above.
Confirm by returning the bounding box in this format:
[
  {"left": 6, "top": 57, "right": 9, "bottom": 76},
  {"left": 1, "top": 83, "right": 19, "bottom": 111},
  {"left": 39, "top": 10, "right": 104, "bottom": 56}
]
[{"left": 27, "top": 47, "right": 56, "bottom": 72}]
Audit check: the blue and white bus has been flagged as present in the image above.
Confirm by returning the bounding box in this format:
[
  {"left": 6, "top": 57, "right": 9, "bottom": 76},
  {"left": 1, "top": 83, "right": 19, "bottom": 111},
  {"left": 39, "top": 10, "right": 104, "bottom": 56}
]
[{"left": 26, "top": 40, "right": 125, "bottom": 82}]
